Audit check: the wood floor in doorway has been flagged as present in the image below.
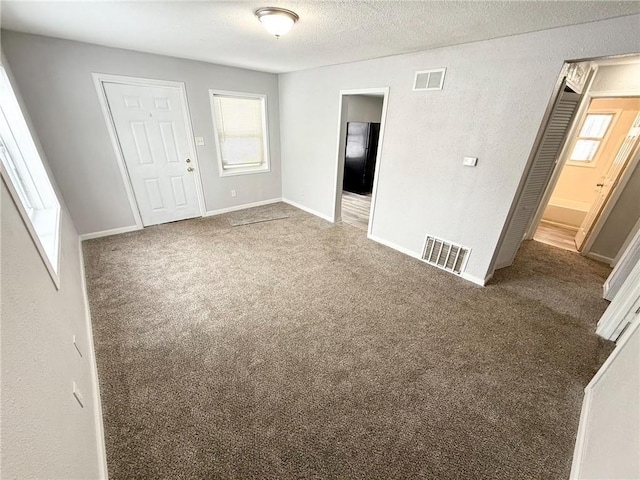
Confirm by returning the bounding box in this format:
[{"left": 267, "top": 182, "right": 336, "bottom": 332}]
[
  {"left": 341, "top": 191, "right": 371, "bottom": 231},
  {"left": 534, "top": 220, "right": 579, "bottom": 253}
]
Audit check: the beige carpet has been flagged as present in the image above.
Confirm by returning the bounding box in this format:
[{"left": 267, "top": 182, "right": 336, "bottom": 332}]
[
  {"left": 83, "top": 203, "right": 613, "bottom": 479},
  {"left": 226, "top": 203, "right": 289, "bottom": 226}
]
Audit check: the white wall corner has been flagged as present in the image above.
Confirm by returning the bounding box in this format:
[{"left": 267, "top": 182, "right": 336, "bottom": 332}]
[{"left": 281, "top": 198, "right": 334, "bottom": 222}]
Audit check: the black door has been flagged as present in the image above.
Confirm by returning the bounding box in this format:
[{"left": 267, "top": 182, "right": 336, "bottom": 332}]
[{"left": 343, "top": 122, "right": 380, "bottom": 194}]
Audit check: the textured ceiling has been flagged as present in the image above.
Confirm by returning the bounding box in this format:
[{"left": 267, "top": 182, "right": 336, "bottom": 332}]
[{"left": 1, "top": 1, "right": 639, "bottom": 73}]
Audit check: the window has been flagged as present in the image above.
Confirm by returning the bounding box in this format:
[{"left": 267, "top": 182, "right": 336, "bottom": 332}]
[
  {"left": 569, "top": 113, "right": 614, "bottom": 163},
  {"left": 0, "top": 65, "right": 61, "bottom": 287},
  {"left": 210, "top": 91, "right": 270, "bottom": 176}
]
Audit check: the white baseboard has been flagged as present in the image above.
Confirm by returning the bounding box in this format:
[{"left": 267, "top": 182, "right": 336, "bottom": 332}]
[
  {"left": 367, "top": 233, "right": 421, "bottom": 259},
  {"left": 368, "top": 234, "right": 486, "bottom": 286},
  {"left": 77, "top": 239, "right": 109, "bottom": 479},
  {"left": 584, "top": 251, "right": 615, "bottom": 266},
  {"left": 80, "top": 224, "right": 141, "bottom": 241},
  {"left": 539, "top": 219, "right": 580, "bottom": 232},
  {"left": 204, "top": 198, "right": 282, "bottom": 217},
  {"left": 461, "top": 271, "right": 488, "bottom": 287},
  {"left": 281, "top": 198, "right": 334, "bottom": 222},
  {"left": 570, "top": 386, "right": 593, "bottom": 479}
]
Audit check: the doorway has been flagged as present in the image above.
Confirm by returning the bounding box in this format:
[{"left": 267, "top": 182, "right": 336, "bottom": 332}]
[
  {"left": 533, "top": 97, "right": 640, "bottom": 255},
  {"left": 492, "top": 56, "right": 640, "bottom": 276},
  {"left": 94, "top": 74, "right": 205, "bottom": 228},
  {"left": 333, "top": 88, "right": 389, "bottom": 234}
]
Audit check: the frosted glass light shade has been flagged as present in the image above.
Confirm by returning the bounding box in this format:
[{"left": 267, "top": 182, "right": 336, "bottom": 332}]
[{"left": 255, "top": 8, "right": 299, "bottom": 37}]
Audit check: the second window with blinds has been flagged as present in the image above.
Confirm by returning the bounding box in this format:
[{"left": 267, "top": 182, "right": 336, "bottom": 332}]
[{"left": 209, "top": 90, "right": 270, "bottom": 176}]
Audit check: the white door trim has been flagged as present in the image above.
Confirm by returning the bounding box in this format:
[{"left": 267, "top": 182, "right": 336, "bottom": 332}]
[
  {"left": 597, "top": 258, "right": 640, "bottom": 341},
  {"left": 332, "top": 87, "right": 390, "bottom": 238},
  {"left": 92, "top": 73, "right": 206, "bottom": 227}
]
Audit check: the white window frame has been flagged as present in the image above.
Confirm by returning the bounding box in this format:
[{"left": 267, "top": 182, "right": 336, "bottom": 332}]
[
  {"left": 0, "top": 65, "right": 61, "bottom": 289},
  {"left": 209, "top": 90, "right": 270, "bottom": 177}
]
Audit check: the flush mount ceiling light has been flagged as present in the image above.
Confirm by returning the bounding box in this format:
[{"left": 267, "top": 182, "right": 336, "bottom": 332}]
[{"left": 255, "top": 7, "right": 299, "bottom": 38}]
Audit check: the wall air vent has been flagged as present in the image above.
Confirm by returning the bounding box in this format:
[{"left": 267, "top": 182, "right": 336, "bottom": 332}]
[
  {"left": 422, "top": 236, "right": 469, "bottom": 275},
  {"left": 413, "top": 68, "right": 446, "bottom": 91}
]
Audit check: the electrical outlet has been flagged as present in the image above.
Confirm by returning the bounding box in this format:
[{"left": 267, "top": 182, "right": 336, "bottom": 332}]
[
  {"left": 72, "top": 381, "right": 85, "bottom": 408},
  {"left": 231, "top": 189, "right": 237, "bottom": 198},
  {"left": 195, "top": 136, "right": 205, "bottom": 146},
  {"left": 72, "top": 335, "right": 83, "bottom": 358}
]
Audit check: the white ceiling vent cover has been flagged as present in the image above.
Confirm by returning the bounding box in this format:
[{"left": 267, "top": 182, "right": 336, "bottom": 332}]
[
  {"left": 413, "top": 68, "right": 446, "bottom": 91},
  {"left": 422, "top": 236, "right": 469, "bottom": 275}
]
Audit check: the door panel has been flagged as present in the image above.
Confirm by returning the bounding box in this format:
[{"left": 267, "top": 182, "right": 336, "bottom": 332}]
[
  {"left": 159, "top": 122, "right": 180, "bottom": 163},
  {"left": 170, "top": 176, "right": 188, "bottom": 206},
  {"left": 104, "top": 82, "right": 200, "bottom": 226}
]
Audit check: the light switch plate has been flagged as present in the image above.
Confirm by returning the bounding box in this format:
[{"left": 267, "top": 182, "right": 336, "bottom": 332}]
[
  {"left": 195, "top": 137, "right": 205, "bottom": 146},
  {"left": 463, "top": 156, "right": 478, "bottom": 167}
]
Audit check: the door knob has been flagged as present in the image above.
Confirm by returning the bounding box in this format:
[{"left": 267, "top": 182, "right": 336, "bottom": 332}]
[
  {"left": 596, "top": 183, "right": 604, "bottom": 187},
  {"left": 186, "top": 158, "right": 191, "bottom": 163},
  {"left": 187, "top": 167, "right": 194, "bottom": 172}
]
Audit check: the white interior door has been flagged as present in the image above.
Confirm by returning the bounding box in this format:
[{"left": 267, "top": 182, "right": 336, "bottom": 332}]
[
  {"left": 104, "top": 82, "right": 201, "bottom": 226},
  {"left": 575, "top": 113, "right": 640, "bottom": 250}
]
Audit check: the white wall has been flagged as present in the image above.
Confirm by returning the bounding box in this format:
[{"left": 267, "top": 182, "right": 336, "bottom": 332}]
[
  {"left": 0, "top": 31, "right": 282, "bottom": 236},
  {"left": 279, "top": 15, "right": 640, "bottom": 282},
  {"left": 590, "top": 160, "right": 640, "bottom": 260},
  {"left": 0, "top": 55, "right": 105, "bottom": 479},
  {"left": 346, "top": 95, "right": 384, "bottom": 123},
  {"left": 571, "top": 321, "right": 640, "bottom": 479},
  {"left": 590, "top": 63, "right": 640, "bottom": 93}
]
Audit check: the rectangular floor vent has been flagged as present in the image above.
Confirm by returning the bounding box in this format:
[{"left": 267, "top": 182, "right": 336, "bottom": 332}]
[{"left": 422, "top": 236, "right": 469, "bottom": 275}]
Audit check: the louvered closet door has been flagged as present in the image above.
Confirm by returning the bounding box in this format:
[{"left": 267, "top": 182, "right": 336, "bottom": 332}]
[{"left": 494, "top": 85, "right": 582, "bottom": 269}]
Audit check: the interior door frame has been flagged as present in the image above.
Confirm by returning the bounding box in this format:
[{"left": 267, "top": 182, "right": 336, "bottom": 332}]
[
  {"left": 525, "top": 88, "right": 640, "bottom": 263},
  {"left": 92, "top": 72, "right": 206, "bottom": 228},
  {"left": 332, "top": 87, "right": 390, "bottom": 238}
]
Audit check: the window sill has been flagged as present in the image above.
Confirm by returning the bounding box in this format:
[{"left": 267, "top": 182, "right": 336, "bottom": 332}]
[{"left": 219, "top": 165, "right": 270, "bottom": 177}]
